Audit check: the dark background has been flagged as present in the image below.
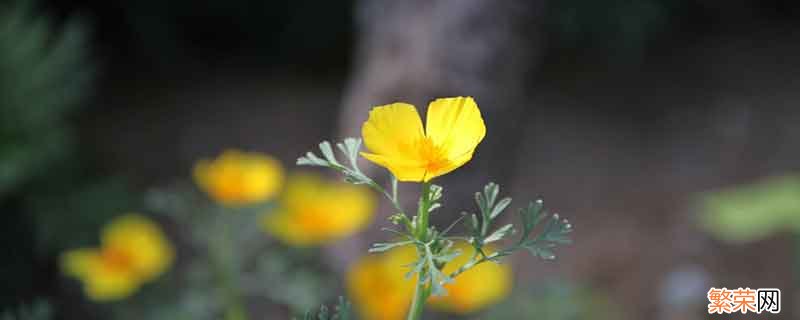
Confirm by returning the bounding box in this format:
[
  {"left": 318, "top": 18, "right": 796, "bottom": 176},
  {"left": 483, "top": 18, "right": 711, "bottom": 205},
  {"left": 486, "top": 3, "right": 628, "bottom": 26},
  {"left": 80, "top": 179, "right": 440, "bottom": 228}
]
[{"left": 3, "top": 0, "right": 800, "bottom": 319}]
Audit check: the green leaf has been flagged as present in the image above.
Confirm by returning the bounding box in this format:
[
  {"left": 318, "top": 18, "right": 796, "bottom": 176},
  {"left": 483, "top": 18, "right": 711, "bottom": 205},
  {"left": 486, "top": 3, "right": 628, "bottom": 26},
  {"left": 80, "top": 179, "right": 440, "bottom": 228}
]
[
  {"left": 526, "top": 245, "right": 556, "bottom": 260},
  {"left": 369, "top": 241, "right": 413, "bottom": 253},
  {"left": 429, "top": 184, "right": 443, "bottom": 202},
  {"left": 521, "top": 200, "right": 545, "bottom": 237},
  {"left": 516, "top": 210, "right": 573, "bottom": 261},
  {"left": 335, "top": 138, "right": 362, "bottom": 168},
  {"left": 490, "top": 197, "right": 512, "bottom": 220},
  {"left": 466, "top": 212, "right": 480, "bottom": 237},
  {"left": 484, "top": 182, "right": 499, "bottom": 208},
  {"left": 297, "top": 138, "right": 378, "bottom": 188},
  {"left": 484, "top": 224, "right": 514, "bottom": 244},
  {"left": 297, "top": 151, "right": 327, "bottom": 166},
  {"left": 318, "top": 141, "right": 341, "bottom": 167},
  {"left": 433, "top": 248, "right": 461, "bottom": 264}
]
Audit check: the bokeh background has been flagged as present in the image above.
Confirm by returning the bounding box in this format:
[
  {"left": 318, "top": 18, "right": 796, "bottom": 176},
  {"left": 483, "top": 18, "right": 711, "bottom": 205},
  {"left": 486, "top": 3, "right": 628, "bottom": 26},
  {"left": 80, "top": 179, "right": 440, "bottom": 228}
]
[{"left": 3, "top": 0, "right": 799, "bottom": 319}]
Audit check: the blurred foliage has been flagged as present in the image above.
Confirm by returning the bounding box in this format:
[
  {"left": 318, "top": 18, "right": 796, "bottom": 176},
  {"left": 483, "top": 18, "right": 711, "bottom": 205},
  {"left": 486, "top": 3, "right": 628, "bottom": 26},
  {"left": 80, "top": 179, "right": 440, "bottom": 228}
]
[
  {"left": 30, "top": 178, "right": 133, "bottom": 253},
  {"left": 0, "top": 0, "right": 136, "bottom": 311},
  {"left": 0, "top": 0, "right": 91, "bottom": 196},
  {"left": 137, "top": 183, "right": 336, "bottom": 319},
  {"left": 699, "top": 174, "right": 800, "bottom": 243},
  {"left": 482, "top": 281, "right": 621, "bottom": 320},
  {"left": 0, "top": 300, "right": 51, "bottom": 320},
  {"left": 297, "top": 297, "right": 352, "bottom": 320}
]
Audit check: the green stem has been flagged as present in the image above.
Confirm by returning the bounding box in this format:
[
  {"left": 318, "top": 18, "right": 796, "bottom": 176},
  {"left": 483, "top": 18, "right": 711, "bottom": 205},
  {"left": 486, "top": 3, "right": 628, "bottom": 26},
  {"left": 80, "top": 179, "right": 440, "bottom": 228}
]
[
  {"left": 406, "top": 182, "right": 434, "bottom": 320},
  {"left": 406, "top": 276, "right": 431, "bottom": 320},
  {"left": 448, "top": 251, "right": 500, "bottom": 279},
  {"left": 216, "top": 216, "right": 248, "bottom": 320},
  {"left": 417, "top": 182, "right": 432, "bottom": 240}
]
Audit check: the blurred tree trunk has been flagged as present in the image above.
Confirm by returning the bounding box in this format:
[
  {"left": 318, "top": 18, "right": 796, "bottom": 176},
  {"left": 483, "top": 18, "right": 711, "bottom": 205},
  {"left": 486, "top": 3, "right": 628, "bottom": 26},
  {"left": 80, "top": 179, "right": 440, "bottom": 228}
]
[{"left": 331, "top": 0, "right": 546, "bottom": 265}]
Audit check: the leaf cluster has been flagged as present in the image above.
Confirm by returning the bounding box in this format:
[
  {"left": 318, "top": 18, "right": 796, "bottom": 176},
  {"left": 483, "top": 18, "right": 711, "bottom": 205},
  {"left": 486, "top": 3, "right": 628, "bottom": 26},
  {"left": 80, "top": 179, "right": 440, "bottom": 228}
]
[
  {"left": 465, "top": 183, "right": 572, "bottom": 261},
  {"left": 298, "top": 297, "right": 352, "bottom": 320},
  {"left": 297, "top": 139, "right": 376, "bottom": 188},
  {"left": 298, "top": 138, "right": 404, "bottom": 216},
  {"left": 0, "top": 0, "right": 93, "bottom": 196}
]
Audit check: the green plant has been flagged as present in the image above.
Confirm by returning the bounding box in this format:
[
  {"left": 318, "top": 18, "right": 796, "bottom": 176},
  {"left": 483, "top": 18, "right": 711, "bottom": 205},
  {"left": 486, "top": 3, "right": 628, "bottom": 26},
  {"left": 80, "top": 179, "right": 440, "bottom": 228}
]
[
  {"left": 0, "top": 0, "right": 92, "bottom": 197},
  {"left": 298, "top": 297, "right": 352, "bottom": 320},
  {"left": 299, "top": 133, "right": 572, "bottom": 320}
]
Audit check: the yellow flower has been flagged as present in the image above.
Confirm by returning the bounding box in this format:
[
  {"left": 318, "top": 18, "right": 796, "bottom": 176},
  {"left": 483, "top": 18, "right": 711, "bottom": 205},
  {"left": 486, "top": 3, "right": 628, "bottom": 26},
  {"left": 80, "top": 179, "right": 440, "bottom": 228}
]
[
  {"left": 194, "top": 150, "right": 284, "bottom": 206},
  {"left": 61, "top": 214, "right": 174, "bottom": 301},
  {"left": 261, "top": 172, "right": 375, "bottom": 246},
  {"left": 361, "top": 96, "right": 486, "bottom": 182},
  {"left": 428, "top": 242, "right": 512, "bottom": 314},
  {"left": 347, "top": 246, "right": 417, "bottom": 320}
]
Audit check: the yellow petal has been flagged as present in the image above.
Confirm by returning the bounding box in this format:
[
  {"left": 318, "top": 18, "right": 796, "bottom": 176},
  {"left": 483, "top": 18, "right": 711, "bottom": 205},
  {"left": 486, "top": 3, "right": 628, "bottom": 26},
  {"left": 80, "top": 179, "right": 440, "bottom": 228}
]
[
  {"left": 261, "top": 173, "right": 375, "bottom": 246},
  {"left": 362, "top": 103, "right": 426, "bottom": 158},
  {"left": 60, "top": 247, "right": 142, "bottom": 302},
  {"left": 360, "top": 152, "right": 427, "bottom": 182},
  {"left": 361, "top": 103, "right": 430, "bottom": 181},
  {"left": 193, "top": 150, "right": 284, "bottom": 205},
  {"left": 82, "top": 264, "right": 142, "bottom": 302},
  {"left": 61, "top": 248, "right": 101, "bottom": 279},
  {"left": 418, "top": 148, "right": 476, "bottom": 182},
  {"left": 101, "top": 214, "right": 174, "bottom": 282},
  {"left": 425, "top": 97, "right": 486, "bottom": 161}
]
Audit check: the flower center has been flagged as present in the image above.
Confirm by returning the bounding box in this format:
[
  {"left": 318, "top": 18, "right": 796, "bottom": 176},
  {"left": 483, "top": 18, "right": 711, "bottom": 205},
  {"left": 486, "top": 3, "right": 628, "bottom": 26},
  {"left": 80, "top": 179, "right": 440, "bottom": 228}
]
[
  {"left": 214, "top": 168, "right": 247, "bottom": 201},
  {"left": 295, "top": 206, "right": 337, "bottom": 233},
  {"left": 101, "top": 246, "right": 135, "bottom": 274},
  {"left": 417, "top": 137, "right": 450, "bottom": 173}
]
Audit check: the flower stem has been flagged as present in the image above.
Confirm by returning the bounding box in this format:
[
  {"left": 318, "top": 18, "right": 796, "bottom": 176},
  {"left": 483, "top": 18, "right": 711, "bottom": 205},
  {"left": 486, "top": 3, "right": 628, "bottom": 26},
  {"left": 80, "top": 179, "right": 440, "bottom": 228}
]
[
  {"left": 216, "top": 216, "right": 248, "bottom": 320},
  {"left": 406, "top": 182, "right": 434, "bottom": 320},
  {"left": 406, "top": 275, "right": 431, "bottom": 320},
  {"left": 416, "top": 182, "right": 432, "bottom": 240}
]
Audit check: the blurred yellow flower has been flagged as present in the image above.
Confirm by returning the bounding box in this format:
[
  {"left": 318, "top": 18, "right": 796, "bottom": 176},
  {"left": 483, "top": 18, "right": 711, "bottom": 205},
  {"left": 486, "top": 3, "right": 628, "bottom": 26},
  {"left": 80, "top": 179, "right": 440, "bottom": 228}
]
[
  {"left": 261, "top": 172, "right": 375, "bottom": 246},
  {"left": 194, "top": 150, "right": 284, "bottom": 206},
  {"left": 61, "top": 214, "right": 174, "bottom": 301},
  {"left": 361, "top": 96, "right": 486, "bottom": 182},
  {"left": 348, "top": 242, "right": 511, "bottom": 319},
  {"left": 347, "top": 246, "right": 417, "bottom": 320},
  {"left": 428, "top": 242, "right": 512, "bottom": 314}
]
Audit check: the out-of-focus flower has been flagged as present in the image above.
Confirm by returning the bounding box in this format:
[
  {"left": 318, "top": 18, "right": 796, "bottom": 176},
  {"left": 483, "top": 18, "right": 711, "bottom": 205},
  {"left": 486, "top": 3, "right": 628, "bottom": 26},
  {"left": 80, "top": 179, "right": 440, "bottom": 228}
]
[
  {"left": 347, "top": 246, "right": 417, "bottom": 320},
  {"left": 261, "top": 172, "right": 375, "bottom": 246},
  {"left": 348, "top": 242, "right": 512, "bottom": 319},
  {"left": 193, "top": 150, "right": 284, "bottom": 206},
  {"left": 428, "top": 242, "right": 512, "bottom": 314},
  {"left": 61, "top": 214, "right": 174, "bottom": 301},
  {"left": 361, "top": 96, "right": 486, "bottom": 182}
]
